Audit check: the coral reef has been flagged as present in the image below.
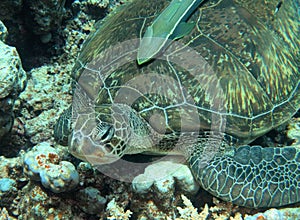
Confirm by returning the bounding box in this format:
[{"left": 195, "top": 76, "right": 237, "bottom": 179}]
[
  {"left": 131, "top": 161, "right": 200, "bottom": 218},
  {"left": 0, "top": 28, "right": 27, "bottom": 140},
  {"left": 177, "top": 194, "right": 210, "bottom": 219},
  {"left": 15, "top": 64, "right": 73, "bottom": 144},
  {"left": 15, "top": 184, "right": 75, "bottom": 219},
  {"left": 25, "top": 0, "right": 66, "bottom": 37},
  {"left": 132, "top": 161, "right": 199, "bottom": 195},
  {"left": 245, "top": 207, "right": 300, "bottom": 220},
  {"left": 106, "top": 198, "right": 132, "bottom": 219},
  {"left": 23, "top": 142, "right": 79, "bottom": 193},
  {"left": 0, "top": 0, "right": 126, "bottom": 70},
  {"left": 0, "top": 178, "right": 18, "bottom": 209},
  {"left": 0, "top": 20, "right": 8, "bottom": 42},
  {"left": 0, "top": 0, "right": 298, "bottom": 219},
  {"left": 0, "top": 155, "right": 25, "bottom": 214},
  {"left": 76, "top": 186, "right": 107, "bottom": 214},
  {"left": 0, "top": 0, "right": 22, "bottom": 21},
  {"left": 0, "top": 207, "right": 16, "bottom": 220}
]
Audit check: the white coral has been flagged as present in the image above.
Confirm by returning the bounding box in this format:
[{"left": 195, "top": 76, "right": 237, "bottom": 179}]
[
  {"left": 106, "top": 198, "right": 132, "bottom": 220},
  {"left": 176, "top": 194, "right": 209, "bottom": 220},
  {"left": 132, "top": 161, "right": 199, "bottom": 194}
]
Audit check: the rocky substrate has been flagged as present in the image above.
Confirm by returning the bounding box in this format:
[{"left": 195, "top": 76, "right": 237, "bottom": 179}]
[{"left": 0, "top": 0, "right": 299, "bottom": 219}]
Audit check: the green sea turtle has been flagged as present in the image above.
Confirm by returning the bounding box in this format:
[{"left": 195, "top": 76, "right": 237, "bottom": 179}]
[{"left": 54, "top": 0, "right": 300, "bottom": 208}]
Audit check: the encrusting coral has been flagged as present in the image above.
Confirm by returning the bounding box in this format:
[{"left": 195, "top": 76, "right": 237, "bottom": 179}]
[{"left": 23, "top": 142, "right": 79, "bottom": 193}]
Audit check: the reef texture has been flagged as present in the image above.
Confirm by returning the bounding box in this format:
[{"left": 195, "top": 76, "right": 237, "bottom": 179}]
[
  {"left": 0, "top": 20, "right": 8, "bottom": 41},
  {"left": 24, "top": 0, "right": 66, "bottom": 37},
  {"left": 0, "top": 0, "right": 22, "bottom": 21},
  {"left": 23, "top": 142, "right": 79, "bottom": 193},
  {"left": 0, "top": 0, "right": 299, "bottom": 219},
  {"left": 0, "top": 0, "right": 66, "bottom": 43},
  {"left": 0, "top": 28, "right": 27, "bottom": 141}
]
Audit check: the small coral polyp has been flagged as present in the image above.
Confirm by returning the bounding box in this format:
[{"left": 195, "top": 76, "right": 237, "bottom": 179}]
[
  {"left": 36, "top": 152, "right": 60, "bottom": 170},
  {"left": 23, "top": 142, "right": 79, "bottom": 193}
]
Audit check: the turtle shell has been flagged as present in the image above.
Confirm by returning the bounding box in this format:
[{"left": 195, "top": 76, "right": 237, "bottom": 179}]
[{"left": 71, "top": 0, "right": 299, "bottom": 144}]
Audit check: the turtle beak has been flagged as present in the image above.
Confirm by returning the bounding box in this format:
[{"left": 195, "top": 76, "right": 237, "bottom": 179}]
[{"left": 69, "top": 132, "right": 120, "bottom": 165}]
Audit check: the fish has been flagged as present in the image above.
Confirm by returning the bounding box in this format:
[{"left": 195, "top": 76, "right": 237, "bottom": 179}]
[{"left": 137, "top": 0, "right": 204, "bottom": 65}]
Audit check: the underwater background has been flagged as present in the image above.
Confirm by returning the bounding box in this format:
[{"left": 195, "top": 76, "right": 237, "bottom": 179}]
[{"left": 0, "top": 0, "right": 299, "bottom": 219}]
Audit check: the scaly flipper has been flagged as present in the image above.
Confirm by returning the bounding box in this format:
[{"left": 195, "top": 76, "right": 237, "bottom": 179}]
[{"left": 189, "top": 143, "right": 300, "bottom": 208}]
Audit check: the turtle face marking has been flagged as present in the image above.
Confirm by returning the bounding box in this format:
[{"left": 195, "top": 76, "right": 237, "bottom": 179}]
[
  {"left": 68, "top": 106, "right": 131, "bottom": 165},
  {"left": 68, "top": 104, "right": 153, "bottom": 165}
]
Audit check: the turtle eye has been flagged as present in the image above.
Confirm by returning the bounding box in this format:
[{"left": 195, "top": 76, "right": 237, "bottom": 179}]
[
  {"left": 101, "top": 125, "right": 115, "bottom": 142},
  {"left": 92, "top": 124, "right": 115, "bottom": 142}
]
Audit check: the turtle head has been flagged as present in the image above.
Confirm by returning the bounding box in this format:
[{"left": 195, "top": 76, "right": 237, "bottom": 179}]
[{"left": 68, "top": 104, "right": 153, "bottom": 165}]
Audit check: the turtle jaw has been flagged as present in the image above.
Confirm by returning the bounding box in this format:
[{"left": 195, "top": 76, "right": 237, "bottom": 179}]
[{"left": 68, "top": 130, "right": 122, "bottom": 165}]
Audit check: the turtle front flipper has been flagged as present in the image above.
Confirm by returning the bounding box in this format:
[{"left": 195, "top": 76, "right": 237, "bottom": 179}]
[{"left": 189, "top": 144, "right": 300, "bottom": 208}]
